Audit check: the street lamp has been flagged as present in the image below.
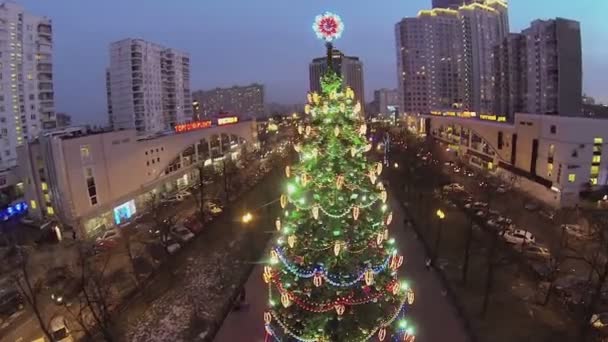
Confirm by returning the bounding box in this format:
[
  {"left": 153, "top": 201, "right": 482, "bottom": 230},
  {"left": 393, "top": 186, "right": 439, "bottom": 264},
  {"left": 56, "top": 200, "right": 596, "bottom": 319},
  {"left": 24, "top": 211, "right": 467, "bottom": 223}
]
[
  {"left": 394, "top": 162, "right": 399, "bottom": 169},
  {"left": 433, "top": 209, "right": 446, "bottom": 263},
  {"left": 242, "top": 212, "right": 253, "bottom": 224}
]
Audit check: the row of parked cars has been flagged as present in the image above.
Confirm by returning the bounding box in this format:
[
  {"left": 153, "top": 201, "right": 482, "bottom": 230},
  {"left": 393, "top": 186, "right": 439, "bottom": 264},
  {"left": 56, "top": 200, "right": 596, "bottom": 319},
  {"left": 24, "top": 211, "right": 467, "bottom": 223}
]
[{"left": 442, "top": 183, "right": 551, "bottom": 260}]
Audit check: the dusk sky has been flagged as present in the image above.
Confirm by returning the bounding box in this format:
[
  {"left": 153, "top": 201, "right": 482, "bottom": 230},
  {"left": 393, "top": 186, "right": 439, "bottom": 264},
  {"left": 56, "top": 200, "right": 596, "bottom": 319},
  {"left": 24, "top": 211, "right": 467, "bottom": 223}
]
[{"left": 18, "top": 0, "right": 608, "bottom": 125}]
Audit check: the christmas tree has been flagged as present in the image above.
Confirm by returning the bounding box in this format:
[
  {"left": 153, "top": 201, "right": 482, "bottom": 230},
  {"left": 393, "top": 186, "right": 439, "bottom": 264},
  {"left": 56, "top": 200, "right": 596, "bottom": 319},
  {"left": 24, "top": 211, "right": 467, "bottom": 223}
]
[{"left": 262, "top": 13, "right": 415, "bottom": 342}]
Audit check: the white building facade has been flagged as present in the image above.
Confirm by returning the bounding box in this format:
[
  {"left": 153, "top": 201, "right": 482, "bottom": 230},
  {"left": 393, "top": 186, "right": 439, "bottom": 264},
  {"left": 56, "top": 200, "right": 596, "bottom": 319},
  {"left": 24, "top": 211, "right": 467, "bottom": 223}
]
[
  {"left": 107, "top": 38, "right": 192, "bottom": 135},
  {"left": 420, "top": 112, "right": 608, "bottom": 207},
  {"left": 0, "top": 2, "right": 54, "bottom": 170},
  {"left": 17, "top": 119, "right": 258, "bottom": 238}
]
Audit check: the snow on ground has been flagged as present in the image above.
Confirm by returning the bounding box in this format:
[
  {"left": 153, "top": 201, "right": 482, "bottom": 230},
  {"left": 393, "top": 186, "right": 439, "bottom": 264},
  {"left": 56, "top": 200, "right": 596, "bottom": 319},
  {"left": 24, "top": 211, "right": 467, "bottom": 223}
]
[{"left": 126, "top": 248, "right": 238, "bottom": 342}]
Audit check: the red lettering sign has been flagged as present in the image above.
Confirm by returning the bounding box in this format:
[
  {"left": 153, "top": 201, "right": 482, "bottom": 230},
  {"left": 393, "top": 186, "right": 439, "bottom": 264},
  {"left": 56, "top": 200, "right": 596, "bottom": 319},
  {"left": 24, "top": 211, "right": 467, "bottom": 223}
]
[{"left": 174, "top": 120, "right": 212, "bottom": 133}]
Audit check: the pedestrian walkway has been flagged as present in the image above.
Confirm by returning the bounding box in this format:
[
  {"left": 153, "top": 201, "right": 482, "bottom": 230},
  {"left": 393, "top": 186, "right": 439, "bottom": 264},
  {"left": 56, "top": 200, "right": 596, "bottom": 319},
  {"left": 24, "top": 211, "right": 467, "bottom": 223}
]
[{"left": 214, "top": 196, "right": 470, "bottom": 342}]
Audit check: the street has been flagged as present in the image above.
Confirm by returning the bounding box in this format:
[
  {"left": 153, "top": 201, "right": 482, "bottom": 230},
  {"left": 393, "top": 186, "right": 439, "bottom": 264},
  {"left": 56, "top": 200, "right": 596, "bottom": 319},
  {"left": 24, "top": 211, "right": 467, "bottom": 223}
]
[{"left": 214, "top": 195, "right": 470, "bottom": 342}]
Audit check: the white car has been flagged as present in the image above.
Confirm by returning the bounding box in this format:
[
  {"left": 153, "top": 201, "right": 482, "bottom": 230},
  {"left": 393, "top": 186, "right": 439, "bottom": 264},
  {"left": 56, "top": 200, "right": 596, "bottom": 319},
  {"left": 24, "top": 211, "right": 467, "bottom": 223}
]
[
  {"left": 562, "top": 224, "right": 589, "bottom": 240},
  {"left": 502, "top": 229, "right": 536, "bottom": 245},
  {"left": 523, "top": 245, "right": 550, "bottom": 259},
  {"left": 205, "top": 202, "right": 223, "bottom": 216},
  {"left": 443, "top": 183, "right": 465, "bottom": 192},
  {"left": 171, "top": 226, "right": 195, "bottom": 243},
  {"left": 50, "top": 316, "right": 74, "bottom": 342},
  {"left": 591, "top": 313, "right": 608, "bottom": 329}
]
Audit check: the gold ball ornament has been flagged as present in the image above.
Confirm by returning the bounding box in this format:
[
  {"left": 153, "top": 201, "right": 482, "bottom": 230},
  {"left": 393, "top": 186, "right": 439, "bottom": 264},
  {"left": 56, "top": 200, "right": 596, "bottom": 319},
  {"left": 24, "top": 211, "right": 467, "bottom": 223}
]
[
  {"left": 334, "top": 126, "right": 340, "bottom": 137},
  {"left": 312, "top": 92, "right": 320, "bottom": 104},
  {"left": 275, "top": 218, "right": 282, "bottom": 231},
  {"left": 336, "top": 175, "right": 345, "bottom": 189},
  {"left": 359, "top": 123, "right": 367, "bottom": 136},
  {"left": 350, "top": 147, "right": 357, "bottom": 157},
  {"left": 285, "top": 165, "right": 291, "bottom": 178},
  {"left": 298, "top": 125, "right": 304, "bottom": 135},
  {"left": 365, "top": 143, "right": 372, "bottom": 152},
  {"left": 364, "top": 268, "right": 374, "bottom": 286},
  {"left": 335, "top": 304, "right": 345, "bottom": 316},
  {"left": 378, "top": 327, "right": 387, "bottom": 341},
  {"left": 352, "top": 206, "right": 360, "bottom": 220},
  {"left": 376, "top": 232, "right": 384, "bottom": 246},
  {"left": 287, "top": 235, "right": 296, "bottom": 248},
  {"left": 313, "top": 273, "right": 323, "bottom": 287},
  {"left": 307, "top": 93, "right": 313, "bottom": 104},
  {"left": 386, "top": 212, "right": 393, "bottom": 225},
  {"left": 407, "top": 288, "right": 415, "bottom": 305},
  {"left": 294, "top": 144, "right": 301, "bottom": 153},
  {"left": 280, "top": 194, "right": 288, "bottom": 209},
  {"left": 304, "top": 104, "right": 311, "bottom": 115},
  {"left": 354, "top": 102, "right": 361, "bottom": 114},
  {"left": 312, "top": 205, "right": 320, "bottom": 220},
  {"left": 376, "top": 162, "right": 383, "bottom": 175},
  {"left": 345, "top": 87, "right": 355, "bottom": 99},
  {"left": 264, "top": 311, "right": 272, "bottom": 324},
  {"left": 334, "top": 241, "right": 342, "bottom": 256},
  {"left": 281, "top": 293, "right": 291, "bottom": 308},
  {"left": 380, "top": 190, "right": 388, "bottom": 203},
  {"left": 305, "top": 125, "right": 312, "bottom": 136}
]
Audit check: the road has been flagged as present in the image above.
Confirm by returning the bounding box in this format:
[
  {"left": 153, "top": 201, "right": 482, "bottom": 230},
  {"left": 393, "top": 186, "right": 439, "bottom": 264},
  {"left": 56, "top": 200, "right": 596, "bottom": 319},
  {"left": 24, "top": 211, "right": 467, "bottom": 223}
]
[{"left": 214, "top": 195, "right": 470, "bottom": 342}]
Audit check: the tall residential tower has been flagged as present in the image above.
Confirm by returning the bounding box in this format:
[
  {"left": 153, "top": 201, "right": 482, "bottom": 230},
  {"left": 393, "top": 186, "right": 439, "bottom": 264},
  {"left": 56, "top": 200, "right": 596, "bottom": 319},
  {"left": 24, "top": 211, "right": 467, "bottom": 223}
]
[
  {"left": 0, "top": 2, "right": 55, "bottom": 169},
  {"left": 107, "top": 39, "right": 192, "bottom": 134},
  {"left": 309, "top": 48, "right": 365, "bottom": 107}
]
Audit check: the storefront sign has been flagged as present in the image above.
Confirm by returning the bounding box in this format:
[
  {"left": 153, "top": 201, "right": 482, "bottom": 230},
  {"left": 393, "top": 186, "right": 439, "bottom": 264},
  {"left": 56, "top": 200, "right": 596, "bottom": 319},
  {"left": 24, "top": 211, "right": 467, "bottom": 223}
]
[
  {"left": 174, "top": 120, "right": 212, "bottom": 133},
  {"left": 113, "top": 200, "right": 136, "bottom": 225},
  {"left": 218, "top": 116, "right": 239, "bottom": 126}
]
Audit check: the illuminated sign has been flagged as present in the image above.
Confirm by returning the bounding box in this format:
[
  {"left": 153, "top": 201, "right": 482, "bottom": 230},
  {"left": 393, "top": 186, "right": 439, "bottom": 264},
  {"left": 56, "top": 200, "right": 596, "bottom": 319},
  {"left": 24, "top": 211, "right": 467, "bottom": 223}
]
[
  {"left": 430, "top": 110, "right": 505, "bottom": 122},
  {"left": 218, "top": 116, "right": 239, "bottom": 126},
  {"left": 114, "top": 200, "right": 136, "bottom": 225},
  {"left": 1, "top": 201, "right": 28, "bottom": 221},
  {"left": 174, "top": 120, "right": 212, "bottom": 133}
]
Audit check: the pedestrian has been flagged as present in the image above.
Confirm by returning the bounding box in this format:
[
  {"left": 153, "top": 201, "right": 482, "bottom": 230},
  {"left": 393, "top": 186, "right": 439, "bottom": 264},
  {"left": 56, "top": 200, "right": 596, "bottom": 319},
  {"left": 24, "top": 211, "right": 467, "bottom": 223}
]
[
  {"left": 425, "top": 258, "right": 432, "bottom": 270},
  {"left": 72, "top": 230, "right": 77, "bottom": 240}
]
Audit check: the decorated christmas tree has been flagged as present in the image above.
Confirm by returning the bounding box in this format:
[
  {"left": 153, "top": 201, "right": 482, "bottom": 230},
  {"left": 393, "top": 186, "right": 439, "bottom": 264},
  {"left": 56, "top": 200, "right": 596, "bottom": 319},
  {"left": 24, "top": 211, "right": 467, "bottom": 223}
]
[{"left": 262, "top": 12, "right": 416, "bottom": 342}]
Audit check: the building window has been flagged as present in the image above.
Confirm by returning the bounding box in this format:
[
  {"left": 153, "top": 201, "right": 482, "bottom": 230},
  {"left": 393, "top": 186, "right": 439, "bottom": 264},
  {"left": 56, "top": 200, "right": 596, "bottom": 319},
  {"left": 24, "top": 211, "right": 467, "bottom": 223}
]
[
  {"left": 590, "top": 165, "right": 600, "bottom": 176},
  {"left": 594, "top": 137, "right": 603, "bottom": 144},
  {"left": 547, "top": 163, "right": 553, "bottom": 177},
  {"left": 46, "top": 206, "right": 54, "bottom": 215},
  {"left": 80, "top": 145, "right": 91, "bottom": 163},
  {"left": 41, "top": 182, "right": 48, "bottom": 191},
  {"left": 85, "top": 167, "right": 98, "bottom": 206},
  {"left": 593, "top": 155, "right": 601, "bottom": 164},
  {"left": 591, "top": 177, "right": 598, "bottom": 185},
  {"left": 550, "top": 125, "right": 556, "bottom": 134},
  {"left": 568, "top": 174, "right": 576, "bottom": 183},
  {"left": 30, "top": 200, "right": 37, "bottom": 209}
]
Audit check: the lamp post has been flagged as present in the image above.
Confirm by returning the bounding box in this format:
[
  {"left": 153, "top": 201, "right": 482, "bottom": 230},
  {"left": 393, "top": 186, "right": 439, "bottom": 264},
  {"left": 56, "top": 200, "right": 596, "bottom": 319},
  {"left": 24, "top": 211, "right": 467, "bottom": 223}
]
[{"left": 433, "top": 209, "right": 446, "bottom": 263}]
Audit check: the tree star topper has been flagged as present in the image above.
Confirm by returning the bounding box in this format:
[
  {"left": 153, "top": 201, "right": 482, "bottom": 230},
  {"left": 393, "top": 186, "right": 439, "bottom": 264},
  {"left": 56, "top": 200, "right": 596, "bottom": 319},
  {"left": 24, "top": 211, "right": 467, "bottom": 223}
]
[{"left": 313, "top": 12, "right": 344, "bottom": 42}]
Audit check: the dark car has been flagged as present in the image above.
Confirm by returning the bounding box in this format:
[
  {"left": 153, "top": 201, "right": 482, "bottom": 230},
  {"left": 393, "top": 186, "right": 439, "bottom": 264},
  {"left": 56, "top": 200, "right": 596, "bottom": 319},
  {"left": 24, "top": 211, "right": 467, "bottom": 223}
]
[
  {"left": 0, "top": 289, "right": 25, "bottom": 319},
  {"left": 45, "top": 269, "right": 82, "bottom": 306},
  {"left": 183, "top": 216, "right": 204, "bottom": 234}
]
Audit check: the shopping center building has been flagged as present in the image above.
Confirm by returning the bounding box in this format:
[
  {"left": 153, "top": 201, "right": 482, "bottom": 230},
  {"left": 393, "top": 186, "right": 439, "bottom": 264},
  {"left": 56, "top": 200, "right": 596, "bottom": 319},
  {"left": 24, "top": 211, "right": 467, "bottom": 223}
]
[
  {"left": 17, "top": 117, "right": 258, "bottom": 238},
  {"left": 412, "top": 112, "right": 608, "bottom": 207}
]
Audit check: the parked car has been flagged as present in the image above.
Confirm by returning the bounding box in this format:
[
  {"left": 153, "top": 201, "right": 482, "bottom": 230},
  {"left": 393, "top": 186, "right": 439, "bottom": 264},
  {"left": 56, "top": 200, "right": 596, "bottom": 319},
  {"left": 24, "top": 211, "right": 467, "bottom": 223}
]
[
  {"left": 502, "top": 229, "right": 536, "bottom": 245},
  {"left": 475, "top": 210, "right": 486, "bottom": 217},
  {"left": 95, "top": 230, "right": 120, "bottom": 252},
  {"left": 205, "top": 201, "right": 223, "bottom": 216},
  {"left": 171, "top": 226, "right": 195, "bottom": 243},
  {"left": 165, "top": 236, "right": 181, "bottom": 254},
  {"left": 524, "top": 202, "right": 540, "bottom": 211},
  {"left": 0, "top": 289, "right": 24, "bottom": 320},
  {"left": 183, "top": 216, "right": 204, "bottom": 234},
  {"left": 45, "top": 269, "right": 82, "bottom": 307},
  {"left": 523, "top": 245, "right": 551, "bottom": 259},
  {"left": 496, "top": 186, "right": 507, "bottom": 193},
  {"left": 453, "top": 167, "right": 461, "bottom": 174},
  {"left": 177, "top": 189, "right": 192, "bottom": 198},
  {"left": 443, "top": 183, "right": 465, "bottom": 192},
  {"left": 591, "top": 313, "right": 608, "bottom": 330},
  {"left": 486, "top": 219, "right": 502, "bottom": 230},
  {"left": 488, "top": 209, "right": 500, "bottom": 216},
  {"left": 50, "top": 316, "right": 74, "bottom": 342},
  {"left": 562, "top": 224, "right": 589, "bottom": 240}
]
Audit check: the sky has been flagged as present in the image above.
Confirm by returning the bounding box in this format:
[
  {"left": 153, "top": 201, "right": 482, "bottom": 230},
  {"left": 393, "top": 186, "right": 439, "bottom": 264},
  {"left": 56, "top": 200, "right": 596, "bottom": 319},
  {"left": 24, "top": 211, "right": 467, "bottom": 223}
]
[{"left": 16, "top": 0, "right": 608, "bottom": 125}]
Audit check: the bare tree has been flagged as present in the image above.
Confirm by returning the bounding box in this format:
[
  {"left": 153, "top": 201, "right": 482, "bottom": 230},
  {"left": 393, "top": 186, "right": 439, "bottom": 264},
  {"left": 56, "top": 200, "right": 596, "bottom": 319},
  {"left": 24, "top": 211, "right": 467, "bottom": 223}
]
[
  {"left": 145, "top": 193, "right": 177, "bottom": 249},
  {"left": 12, "top": 247, "right": 54, "bottom": 341}
]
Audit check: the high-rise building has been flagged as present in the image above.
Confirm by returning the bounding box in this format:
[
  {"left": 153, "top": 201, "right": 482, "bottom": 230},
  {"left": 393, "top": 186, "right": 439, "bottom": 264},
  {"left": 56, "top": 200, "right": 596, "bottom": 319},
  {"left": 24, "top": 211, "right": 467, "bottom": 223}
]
[
  {"left": 107, "top": 38, "right": 192, "bottom": 134},
  {"left": 56, "top": 112, "right": 72, "bottom": 127},
  {"left": 493, "top": 18, "right": 582, "bottom": 117},
  {"left": 493, "top": 33, "right": 525, "bottom": 118},
  {"left": 309, "top": 49, "right": 365, "bottom": 107},
  {"left": 460, "top": 1, "right": 508, "bottom": 112},
  {"left": 395, "top": 1, "right": 508, "bottom": 116},
  {"left": 522, "top": 18, "right": 582, "bottom": 115},
  {"left": 192, "top": 84, "right": 265, "bottom": 118},
  {"left": 0, "top": 2, "right": 55, "bottom": 169},
  {"left": 369, "top": 89, "right": 400, "bottom": 118},
  {"left": 395, "top": 9, "right": 464, "bottom": 115},
  {"left": 432, "top": 0, "right": 474, "bottom": 9}
]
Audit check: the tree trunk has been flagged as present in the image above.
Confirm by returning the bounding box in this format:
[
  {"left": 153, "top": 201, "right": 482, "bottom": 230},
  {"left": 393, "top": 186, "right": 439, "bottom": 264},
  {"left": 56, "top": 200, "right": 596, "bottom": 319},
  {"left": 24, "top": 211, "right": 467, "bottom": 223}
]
[
  {"left": 481, "top": 234, "right": 498, "bottom": 317},
  {"left": 198, "top": 165, "right": 206, "bottom": 224},
  {"left": 433, "top": 219, "right": 444, "bottom": 263},
  {"left": 580, "top": 262, "right": 608, "bottom": 340},
  {"left": 462, "top": 218, "right": 474, "bottom": 285}
]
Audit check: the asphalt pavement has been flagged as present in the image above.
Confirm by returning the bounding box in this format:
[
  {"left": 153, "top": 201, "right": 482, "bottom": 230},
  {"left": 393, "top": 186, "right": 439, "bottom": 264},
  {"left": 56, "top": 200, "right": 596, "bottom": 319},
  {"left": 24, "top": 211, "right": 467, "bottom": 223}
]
[{"left": 214, "top": 195, "right": 470, "bottom": 342}]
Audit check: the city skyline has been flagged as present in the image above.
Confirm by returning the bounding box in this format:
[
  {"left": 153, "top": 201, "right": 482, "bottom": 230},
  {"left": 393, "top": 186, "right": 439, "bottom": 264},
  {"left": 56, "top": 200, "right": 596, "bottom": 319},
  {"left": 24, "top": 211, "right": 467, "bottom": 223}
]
[{"left": 17, "top": 0, "right": 608, "bottom": 125}]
